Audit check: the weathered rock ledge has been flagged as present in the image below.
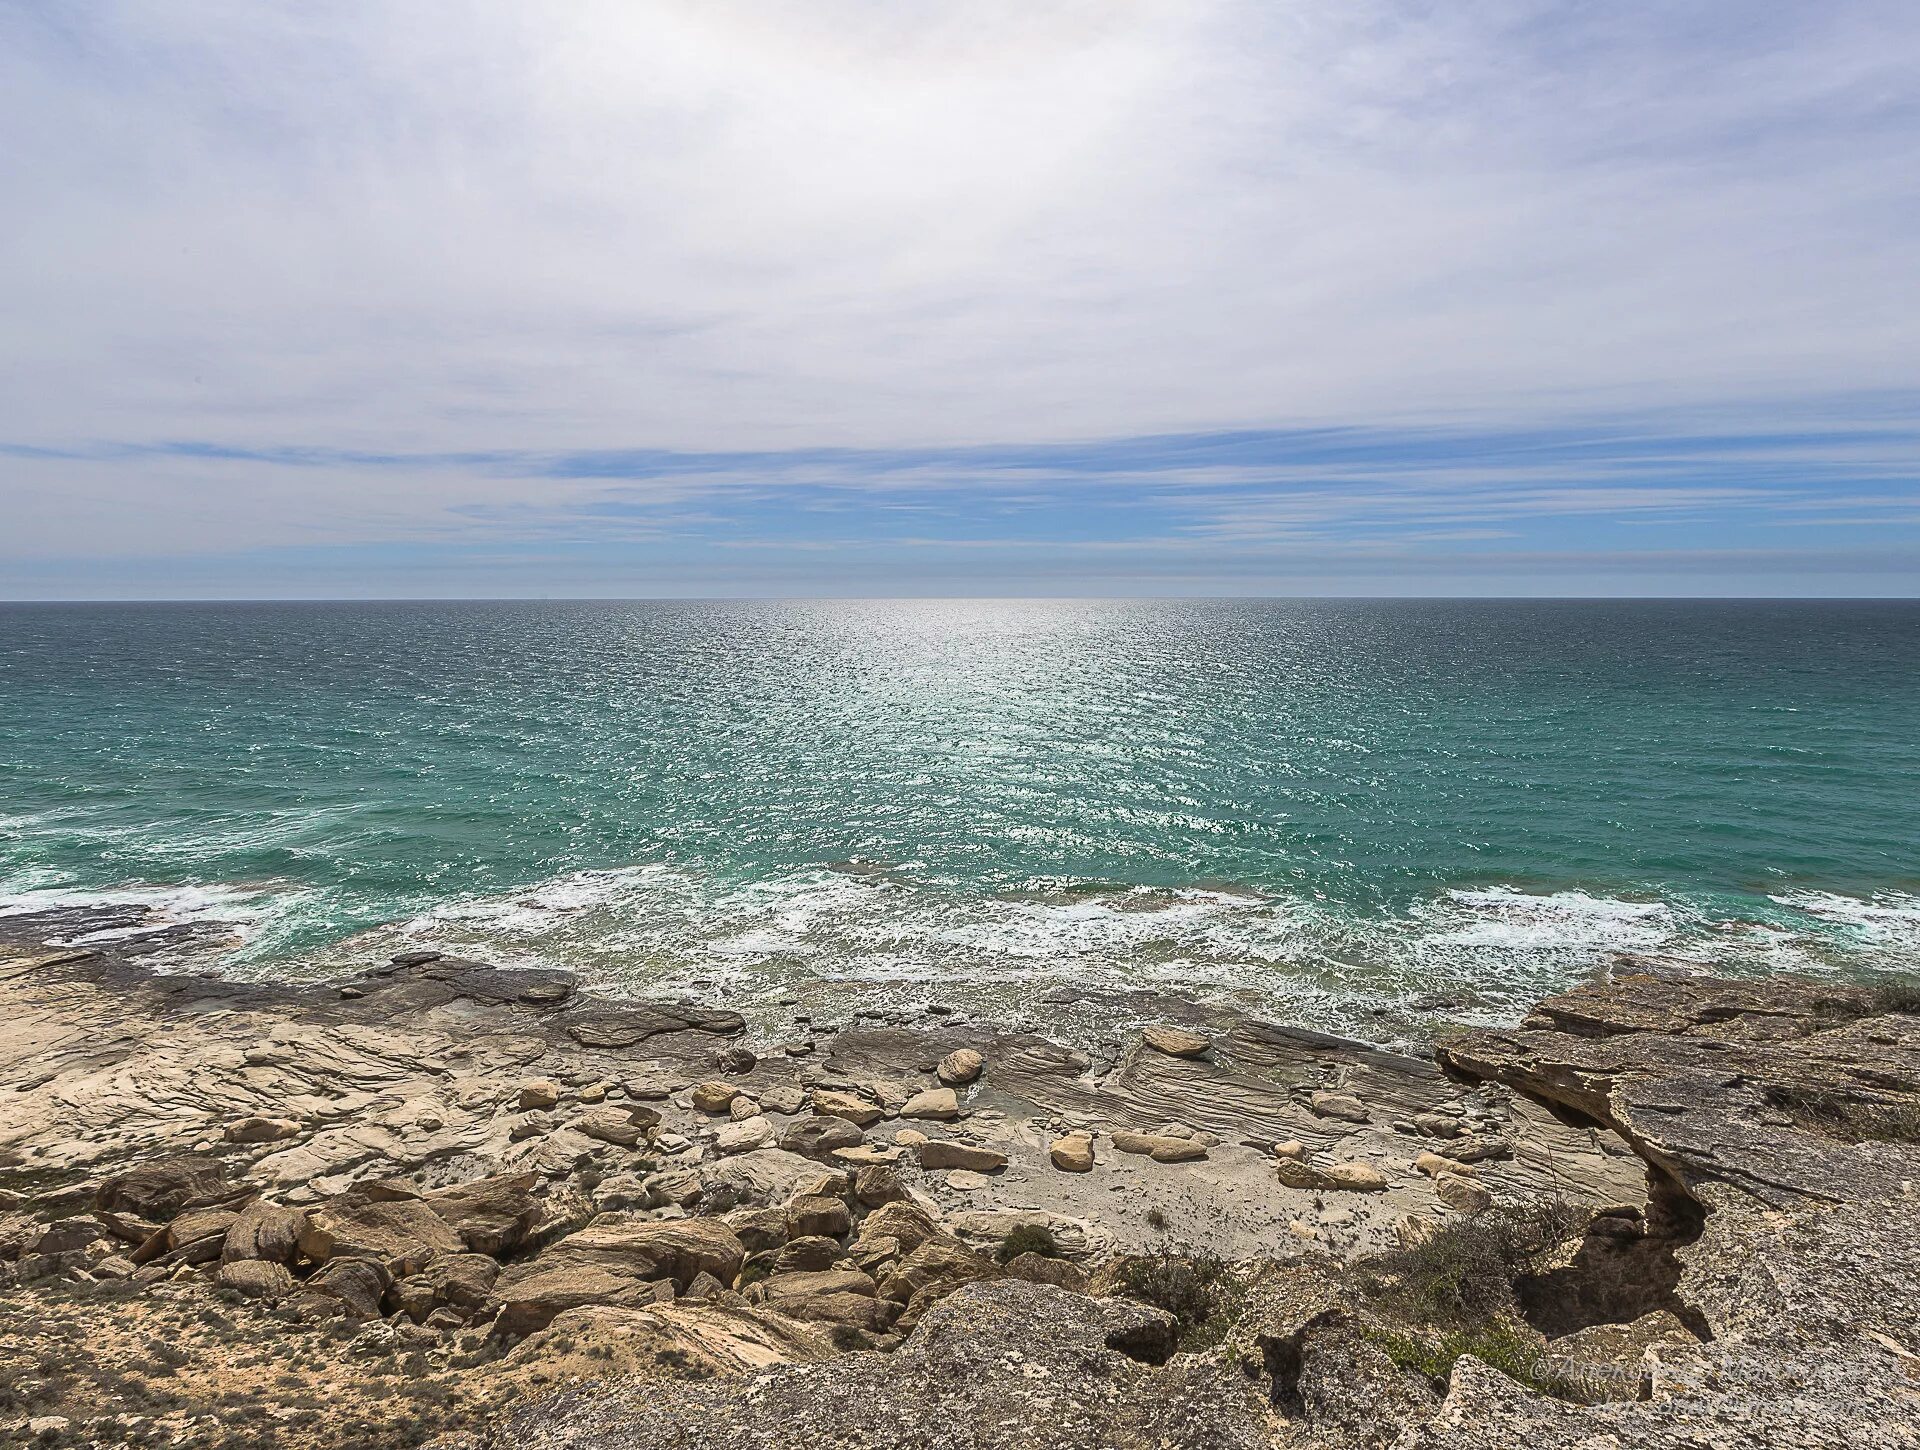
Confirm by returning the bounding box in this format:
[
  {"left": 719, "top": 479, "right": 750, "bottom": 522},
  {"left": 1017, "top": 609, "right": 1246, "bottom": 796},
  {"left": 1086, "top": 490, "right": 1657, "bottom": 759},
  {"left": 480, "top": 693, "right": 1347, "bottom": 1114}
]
[{"left": 1, "top": 907, "right": 1915, "bottom": 1448}]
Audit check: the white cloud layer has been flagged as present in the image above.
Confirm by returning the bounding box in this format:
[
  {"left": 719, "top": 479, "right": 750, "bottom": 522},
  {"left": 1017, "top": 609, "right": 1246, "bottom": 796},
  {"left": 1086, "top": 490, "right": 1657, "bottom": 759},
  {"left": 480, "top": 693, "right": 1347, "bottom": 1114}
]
[{"left": 6, "top": 1, "right": 1918, "bottom": 450}]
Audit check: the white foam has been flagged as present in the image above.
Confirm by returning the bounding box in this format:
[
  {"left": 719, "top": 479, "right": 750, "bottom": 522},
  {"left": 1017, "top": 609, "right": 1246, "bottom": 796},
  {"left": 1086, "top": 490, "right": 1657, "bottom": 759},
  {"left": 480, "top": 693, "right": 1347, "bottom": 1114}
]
[{"left": 1771, "top": 890, "right": 1920, "bottom": 948}]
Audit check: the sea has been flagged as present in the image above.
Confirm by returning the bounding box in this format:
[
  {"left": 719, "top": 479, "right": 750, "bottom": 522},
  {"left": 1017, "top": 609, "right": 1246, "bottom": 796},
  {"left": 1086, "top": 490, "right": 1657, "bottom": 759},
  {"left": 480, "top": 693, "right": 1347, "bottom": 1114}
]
[{"left": 2, "top": 599, "right": 1915, "bottom": 1041}]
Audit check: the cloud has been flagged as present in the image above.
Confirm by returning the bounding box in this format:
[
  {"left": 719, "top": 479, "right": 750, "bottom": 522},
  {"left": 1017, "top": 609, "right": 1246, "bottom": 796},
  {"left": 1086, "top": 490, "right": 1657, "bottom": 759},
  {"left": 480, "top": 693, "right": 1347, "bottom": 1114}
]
[{"left": 0, "top": 2, "right": 1916, "bottom": 592}]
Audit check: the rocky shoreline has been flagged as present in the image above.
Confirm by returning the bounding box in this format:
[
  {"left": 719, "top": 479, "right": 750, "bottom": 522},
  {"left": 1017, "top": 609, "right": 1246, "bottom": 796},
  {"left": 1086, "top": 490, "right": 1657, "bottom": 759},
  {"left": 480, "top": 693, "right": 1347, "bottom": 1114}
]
[{"left": 2, "top": 902, "right": 1917, "bottom": 1447}]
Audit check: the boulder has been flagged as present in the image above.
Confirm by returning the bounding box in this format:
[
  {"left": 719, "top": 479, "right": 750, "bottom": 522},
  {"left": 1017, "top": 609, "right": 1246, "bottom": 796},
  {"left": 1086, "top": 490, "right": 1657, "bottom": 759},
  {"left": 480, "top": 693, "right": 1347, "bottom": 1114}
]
[
  {"left": 1111, "top": 1131, "right": 1207, "bottom": 1163},
  {"left": 298, "top": 1194, "right": 464, "bottom": 1274},
  {"left": 856, "top": 1200, "right": 940, "bottom": 1256},
  {"left": 1142, "top": 1025, "right": 1211, "bottom": 1058},
  {"left": 1322, "top": 1162, "right": 1388, "bottom": 1192},
  {"left": 786, "top": 1194, "right": 852, "bottom": 1240},
  {"left": 899, "top": 1087, "right": 960, "bottom": 1121},
  {"left": 691, "top": 1081, "right": 741, "bottom": 1114},
  {"left": 306, "top": 1257, "right": 390, "bottom": 1319},
  {"left": 878, "top": 1235, "right": 995, "bottom": 1305},
  {"left": 715, "top": 1115, "right": 777, "bottom": 1155},
  {"left": 1050, "top": 1133, "right": 1095, "bottom": 1173},
  {"left": 517, "top": 1080, "right": 561, "bottom": 1111},
  {"left": 1003, "top": 1252, "right": 1089, "bottom": 1293},
  {"left": 915, "top": 1139, "right": 1007, "bottom": 1173},
  {"left": 224, "top": 1116, "right": 301, "bottom": 1144},
  {"left": 166, "top": 1207, "right": 240, "bottom": 1258},
  {"left": 770, "top": 1235, "right": 844, "bottom": 1275},
  {"left": 424, "top": 1172, "right": 543, "bottom": 1255},
  {"left": 96, "top": 1156, "right": 232, "bottom": 1221},
  {"left": 217, "top": 1259, "right": 295, "bottom": 1299},
  {"left": 812, "top": 1090, "right": 883, "bottom": 1128},
  {"left": 574, "top": 1105, "right": 661, "bottom": 1148},
  {"left": 936, "top": 1048, "right": 984, "bottom": 1086},
  {"left": 853, "top": 1164, "right": 907, "bottom": 1207},
  {"left": 728, "top": 1096, "right": 761, "bottom": 1122},
  {"left": 1309, "top": 1092, "right": 1370, "bottom": 1124},
  {"left": 1435, "top": 1173, "right": 1493, "bottom": 1215},
  {"left": 539, "top": 1214, "right": 747, "bottom": 1289},
  {"left": 221, "top": 1200, "right": 307, "bottom": 1264},
  {"left": 780, "top": 1117, "right": 866, "bottom": 1161},
  {"left": 495, "top": 1262, "right": 660, "bottom": 1337},
  {"left": 423, "top": 1251, "right": 501, "bottom": 1311},
  {"left": 723, "top": 1207, "right": 790, "bottom": 1256}
]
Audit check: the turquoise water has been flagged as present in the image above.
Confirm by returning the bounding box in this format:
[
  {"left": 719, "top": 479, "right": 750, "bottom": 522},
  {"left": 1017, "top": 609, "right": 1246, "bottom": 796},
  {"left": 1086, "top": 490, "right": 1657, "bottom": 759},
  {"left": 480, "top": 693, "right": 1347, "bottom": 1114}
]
[{"left": 2, "top": 599, "right": 1916, "bottom": 1034}]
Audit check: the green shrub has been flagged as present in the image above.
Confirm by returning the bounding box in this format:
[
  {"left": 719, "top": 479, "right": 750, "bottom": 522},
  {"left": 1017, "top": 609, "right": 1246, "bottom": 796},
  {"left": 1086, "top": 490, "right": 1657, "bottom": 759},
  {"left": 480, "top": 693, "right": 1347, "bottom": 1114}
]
[
  {"left": 995, "top": 1225, "right": 1062, "bottom": 1262},
  {"left": 1113, "top": 1247, "right": 1247, "bottom": 1351}
]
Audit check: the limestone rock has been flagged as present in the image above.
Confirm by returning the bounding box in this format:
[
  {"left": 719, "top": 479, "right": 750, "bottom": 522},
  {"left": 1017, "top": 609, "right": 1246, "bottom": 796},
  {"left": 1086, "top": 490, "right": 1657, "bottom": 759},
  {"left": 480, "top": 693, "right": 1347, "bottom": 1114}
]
[
  {"left": 574, "top": 1104, "right": 660, "bottom": 1148},
  {"left": 221, "top": 1200, "right": 307, "bottom": 1264},
  {"left": 715, "top": 1115, "right": 777, "bottom": 1155},
  {"left": 786, "top": 1194, "right": 852, "bottom": 1240}
]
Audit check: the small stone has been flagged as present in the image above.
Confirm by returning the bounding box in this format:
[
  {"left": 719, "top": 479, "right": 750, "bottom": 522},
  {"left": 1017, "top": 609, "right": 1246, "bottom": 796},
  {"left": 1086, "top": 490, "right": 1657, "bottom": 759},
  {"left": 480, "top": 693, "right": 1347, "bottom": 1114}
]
[
  {"left": 1415, "top": 1151, "right": 1473, "bottom": 1178},
  {"left": 1141, "top": 1025, "right": 1211, "bottom": 1058},
  {"left": 577, "top": 1083, "right": 608, "bottom": 1104},
  {"left": 1395, "top": 1215, "right": 1442, "bottom": 1249},
  {"left": 574, "top": 1105, "right": 661, "bottom": 1148},
  {"left": 224, "top": 1115, "right": 302, "bottom": 1144},
  {"left": 729, "top": 1096, "right": 762, "bottom": 1122},
  {"left": 1049, "top": 1133, "right": 1095, "bottom": 1173},
  {"left": 1273, "top": 1140, "right": 1305, "bottom": 1160},
  {"left": 760, "top": 1084, "right": 808, "bottom": 1115},
  {"left": 715, "top": 1115, "right": 777, "bottom": 1155},
  {"left": 831, "top": 1144, "right": 901, "bottom": 1166},
  {"left": 900, "top": 1087, "right": 959, "bottom": 1121},
  {"left": 937, "top": 1048, "right": 984, "bottom": 1086},
  {"left": 893, "top": 1128, "right": 929, "bottom": 1148},
  {"left": 945, "top": 1170, "right": 992, "bottom": 1191},
  {"left": 1288, "top": 1220, "right": 1318, "bottom": 1241},
  {"left": 516, "top": 1080, "right": 561, "bottom": 1111}
]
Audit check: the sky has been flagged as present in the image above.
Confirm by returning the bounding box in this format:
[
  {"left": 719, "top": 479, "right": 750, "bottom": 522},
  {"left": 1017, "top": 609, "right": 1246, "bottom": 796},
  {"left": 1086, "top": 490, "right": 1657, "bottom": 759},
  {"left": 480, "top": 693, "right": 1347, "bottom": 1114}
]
[{"left": 2, "top": 1, "right": 1917, "bottom": 598}]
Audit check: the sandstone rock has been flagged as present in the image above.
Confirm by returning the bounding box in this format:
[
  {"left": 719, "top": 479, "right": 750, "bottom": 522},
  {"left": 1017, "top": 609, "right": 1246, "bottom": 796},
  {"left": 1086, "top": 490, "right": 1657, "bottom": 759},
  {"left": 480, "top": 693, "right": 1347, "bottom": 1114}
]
[
  {"left": 728, "top": 1096, "right": 761, "bottom": 1122},
  {"left": 759, "top": 1084, "right": 807, "bottom": 1115},
  {"left": 1434, "top": 1173, "right": 1493, "bottom": 1214},
  {"left": 166, "top": 1206, "right": 240, "bottom": 1256},
  {"left": 96, "top": 1156, "right": 232, "bottom": 1221},
  {"left": 1142, "top": 1025, "right": 1211, "bottom": 1058},
  {"left": 945, "top": 1169, "right": 991, "bottom": 1190},
  {"left": 1111, "top": 1130, "right": 1207, "bottom": 1163},
  {"left": 831, "top": 1144, "right": 900, "bottom": 1167},
  {"left": 221, "top": 1200, "right": 307, "bottom": 1264},
  {"left": 495, "top": 1262, "right": 660, "bottom": 1337},
  {"left": 899, "top": 1087, "right": 959, "bottom": 1121},
  {"left": 424, "top": 1171, "right": 542, "bottom": 1255},
  {"left": 1276, "top": 1159, "right": 1329, "bottom": 1190},
  {"left": 716, "top": 1115, "right": 777, "bottom": 1155},
  {"left": 1413, "top": 1150, "right": 1459, "bottom": 1178},
  {"left": 539, "top": 1214, "right": 747, "bottom": 1290},
  {"left": 857, "top": 1200, "right": 940, "bottom": 1256},
  {"left": 29, "top": 1217, "right": 106, "bottom": 1256},
  {"left": 915, "top": 1139, "right": 1007, "bottom": 1173},
  {"left": 218, "top": 1258, "right": 295, "bottom": 1299},
  {"left": 1050, "top": 1132, "right": 1095, "bottom": 1172},
  {"left": 691, "top": 1081, "right": 741, "bottom": 1114},
  {"left": 878, "top": 1235, "right": 995, "bottom": 1305},
  {"left": 574, "top": 1104, "right": 660, "bottom": 1147},
  {"left": 1309, "top": 1091, "right": 1370, "bottom": 1123},
  {"left": 298, "top": 1194, "right": 464, "bottom": 1275},
  {"left": 224, "top": 1116, "right": 301, "bottom": 1144},
  {"left": 1394, "top": 1215, "right": 1442, "bottom": 1249},
  {"left": 1322, "top": 1161, "right": 1388, "bottom": 1192},
  {"left": 786, "top": 1194, "right": 852, "bottom": 1240},
  {"left": 1434, "top": 1133, "right": 1512, "bottom": 1164},
  {"left": 781, "top": 1117, "right": 866, "bottom": 1161},
  {"left": 723, "top": 1208, "right": 789, "bottom": 1256},
  {"left": 853, "top": 1164, "right": 907, "bottom": 1207},
  {"left": 770, "top": 1235, "right": 843, "bottom": 1275},
  {"left": 422, "top": 1251, "right": 500, "bottom": 1312},
  {"left": 811, "top": 1090, "right": 883, "bottom": 1128},
  {"left": 936, "top": 1048, "right": 983, "bottom": 1086},
  {"left": 516, "top": 1080, "right": 561, "bottom": 1111},
  {"left": 1273, "top": 1139, "right": 1306, "bottom": 1160},
  {"left": 1003, "top": 1251, "right": 1089, "bottom": 1293},
  {"left": 306, "top": 1256, "right": 390, "bottom": 1319}
]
